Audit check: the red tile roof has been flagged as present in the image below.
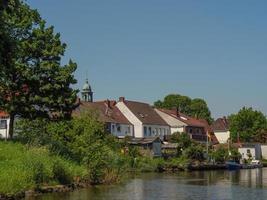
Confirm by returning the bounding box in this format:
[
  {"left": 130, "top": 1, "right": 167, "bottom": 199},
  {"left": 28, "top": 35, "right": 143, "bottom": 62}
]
[
  {"left": 212, "top": 117, "right": 230, "bottom": 132},
  {"left": 73, "top": 100, "right": 132, "bottom": 125},
  {"left": 121, "top": 100, "right": 168, "bottom": 126},
  {"left": 0, "top": 111, "right": 9, "bottom": 118}
]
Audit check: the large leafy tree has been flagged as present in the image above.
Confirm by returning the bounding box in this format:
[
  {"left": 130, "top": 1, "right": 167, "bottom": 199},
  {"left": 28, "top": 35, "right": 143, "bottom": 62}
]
[
  {"left": 229, "top": 107, "right": 267, "bottom": 142},
  {"left": 0, "top": 0, "right": 78, "bottom": 138},
  {"left": 154, "top": 94, "right": 212, "bottom": 123}
]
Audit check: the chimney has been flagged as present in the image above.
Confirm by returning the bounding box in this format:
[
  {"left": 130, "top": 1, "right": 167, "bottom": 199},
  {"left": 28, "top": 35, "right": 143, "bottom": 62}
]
[
  {"left": 119, "top": 97, "right": 125, "bottom": 102},
  {"left": 174, "top": 107, "right": 180, "bottom": 117},
  {"left": 106, "top": 99, "right": 111, "bottom": 108}
]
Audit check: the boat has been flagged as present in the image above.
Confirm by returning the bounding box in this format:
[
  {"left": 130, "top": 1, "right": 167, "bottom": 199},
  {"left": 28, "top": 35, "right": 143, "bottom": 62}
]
[{"left": 226, "top": 161, "right": 241, "bottom": 170}]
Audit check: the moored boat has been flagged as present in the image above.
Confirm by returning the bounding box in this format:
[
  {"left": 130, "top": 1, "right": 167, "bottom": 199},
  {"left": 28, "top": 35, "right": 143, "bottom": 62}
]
[{"left": 226, "top": 161, "right": 241, "bottom": 170}]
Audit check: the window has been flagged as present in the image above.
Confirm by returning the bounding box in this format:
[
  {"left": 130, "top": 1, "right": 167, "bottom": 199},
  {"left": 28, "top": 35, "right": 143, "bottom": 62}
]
[
  {"left": 112, "top": 124, "right": 115, "bottom": 133},
  {"left": 127, "top": 126, "right": 130, "bottom": 134},
  {"left": 144, "top": 126, "right": 147, "bottom": 136},
  {"left": 0, "top": 120, "right": 7, "bottom": 129},
  {"left": 117, "top": 125, "right": 121, "bottom": 132},
  {"left": 148, "top": 127, "right": 152, "bottom": 136},
  {"left": 247, "top": 149, "right": 251, "bottom": 154},
  {"left": 189, "top": 128, "right": 193, "bottom": 134}
]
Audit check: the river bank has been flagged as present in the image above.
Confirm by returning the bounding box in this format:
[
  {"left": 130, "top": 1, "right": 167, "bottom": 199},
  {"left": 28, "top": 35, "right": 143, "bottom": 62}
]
[{"left": 26, "top": 169, "right": 267, "bottom": 200}]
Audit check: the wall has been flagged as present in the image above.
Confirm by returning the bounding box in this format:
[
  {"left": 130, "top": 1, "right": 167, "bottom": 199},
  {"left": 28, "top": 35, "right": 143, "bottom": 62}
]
[
  {"left": 143, "top": 124, "right": 170, "bottom": 139},
  {"left": 170, "top": 127, "right": 184, "bottom": 134},
  {"left": 261, "top": 145, "right": 267, "bottom": 159},
  {"left": 0, "top": 117, "right": 10, "bottom": 139},
  {"left": 239, "top": 147, "right": 256, "bottom": 160},
  {"left": 214, "top": 131, "right": 230, "bottom": 144},
  {"left": 110, "top": 123, "right": 134, "bottom": 138},
  {"left": 116, "top": 102, "right": 143, "bottom": 137}
]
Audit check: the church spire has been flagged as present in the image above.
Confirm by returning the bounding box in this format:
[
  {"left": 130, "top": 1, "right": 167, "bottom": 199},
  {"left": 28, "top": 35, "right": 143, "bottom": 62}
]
[{"left": 81, "top": 78, "right": 93, "bottom": 102}]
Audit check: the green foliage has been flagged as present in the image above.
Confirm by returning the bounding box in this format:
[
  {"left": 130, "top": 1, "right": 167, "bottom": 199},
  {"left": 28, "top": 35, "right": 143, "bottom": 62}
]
[
  {"left": 154, "top": 93, "right": 213, "bottom": 123},
  {"left": 0, "top": 141, "right": 86, "bottom": 195},
  {"left": 0, "top": 0, "right": 78, "bottom": 138},
  {"left": 16, "top": 111, "right": 129, "bottom": 184},
  {"left": 183, "top": 144, "right": 205, "bottom": 161},
  {"left": 211, "top": 147, "right": 228, "bottom": 163},
  {"left": 170, "top": 132, "right": 192, "bottom": 156},
  {"left": 229, "top": 148, "right": 241, "bottom": 162},
  {"left": 229, "top": 107, "right": 267, "bottom": 142}
]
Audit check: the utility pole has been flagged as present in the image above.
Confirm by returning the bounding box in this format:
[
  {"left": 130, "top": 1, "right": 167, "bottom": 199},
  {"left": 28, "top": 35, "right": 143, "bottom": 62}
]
[{"left": 206, "top": 131, "right": 209, "bottom": 161}]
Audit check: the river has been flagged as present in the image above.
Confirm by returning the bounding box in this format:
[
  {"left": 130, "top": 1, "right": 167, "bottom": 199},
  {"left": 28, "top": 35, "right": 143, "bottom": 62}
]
[{"left": 27, "top": 168, "right": 267, "bottom": 200}]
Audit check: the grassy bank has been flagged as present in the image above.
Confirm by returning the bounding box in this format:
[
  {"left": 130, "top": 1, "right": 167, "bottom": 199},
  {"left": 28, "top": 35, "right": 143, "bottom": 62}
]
[{"left": 0, "top": 141, "right": 87, "bottom": 196}]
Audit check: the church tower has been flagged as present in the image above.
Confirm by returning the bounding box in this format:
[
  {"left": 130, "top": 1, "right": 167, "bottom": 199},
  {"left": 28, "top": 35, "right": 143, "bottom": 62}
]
[{"left": 81, "top": 79, "right": 93, "bottom": 102}]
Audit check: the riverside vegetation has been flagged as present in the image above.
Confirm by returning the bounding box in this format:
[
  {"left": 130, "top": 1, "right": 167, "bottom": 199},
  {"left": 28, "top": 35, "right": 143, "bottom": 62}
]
[{"left": 0, "top": 111, "right": 242, "bottom": 197}]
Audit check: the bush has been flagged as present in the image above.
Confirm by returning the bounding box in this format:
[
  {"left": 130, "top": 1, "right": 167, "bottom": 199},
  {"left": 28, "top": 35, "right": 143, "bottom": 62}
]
[
  {"left": 183, "top": 144, "right": 205, "bottom": 161},
  {"left": 211, "top": 147, "right": 228, "bottom": 163},
  {"left": 0, "top": 142, "right": 86, "bottom": 195}
]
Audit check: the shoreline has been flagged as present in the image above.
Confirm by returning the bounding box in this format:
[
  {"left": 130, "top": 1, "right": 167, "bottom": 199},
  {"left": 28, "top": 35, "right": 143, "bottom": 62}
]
[{"left": 1, "top": 165, "right": 265, "bottom": 200}]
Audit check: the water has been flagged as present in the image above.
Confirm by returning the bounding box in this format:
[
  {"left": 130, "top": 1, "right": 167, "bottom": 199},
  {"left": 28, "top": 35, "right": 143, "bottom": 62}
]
[{"left": 27, "top": 168, "right": 267, "bottom": 200}]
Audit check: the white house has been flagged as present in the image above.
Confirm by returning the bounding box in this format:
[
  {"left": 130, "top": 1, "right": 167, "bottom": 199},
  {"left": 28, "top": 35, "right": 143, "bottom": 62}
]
[
  {"left": 238, "top": 143, "right": 261, "bottom": 160},
  {"left": 116, "top": 97, "right": 170, "bottom": 138},
  {"left": 155, "top": 108, "right": 216, "bottom": 143},
  {"left": 211, "top": 117, "right": 230, "bottom": 144},
  {"left": 0, "top": 111, "right": 10, "bottom": 139},
  {"left": 73, "top": 100, "right": 134, "bottom": 138}
]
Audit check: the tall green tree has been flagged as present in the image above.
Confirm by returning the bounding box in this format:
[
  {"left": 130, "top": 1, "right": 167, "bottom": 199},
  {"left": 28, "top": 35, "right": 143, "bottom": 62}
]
[
  {"left": 0, "top": 0, "right": 78, "bottom": 138},
  {"left": 229, "top": 107, "right": 267, "bottom": 142},
  {"left": 154, "top": 93, "right": 212, "bottom": 123},
  {"left": 190, "top": 98, "right": 212, "bottom": 123}
]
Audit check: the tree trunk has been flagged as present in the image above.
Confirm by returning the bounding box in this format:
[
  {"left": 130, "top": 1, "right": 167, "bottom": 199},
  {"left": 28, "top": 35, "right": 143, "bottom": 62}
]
[{"left": 8, "top": 114, "right": 14, "bottom": 139}]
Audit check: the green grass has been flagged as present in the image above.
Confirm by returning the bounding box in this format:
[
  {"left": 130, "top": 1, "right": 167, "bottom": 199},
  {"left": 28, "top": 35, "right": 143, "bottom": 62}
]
[{"left": 0, "top": 141, "right": 87, "bottom": 195}]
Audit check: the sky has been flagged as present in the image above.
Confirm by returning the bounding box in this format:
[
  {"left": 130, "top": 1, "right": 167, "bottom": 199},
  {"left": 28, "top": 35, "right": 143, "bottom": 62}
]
[{"left": 27, "top": 0, "right": 267, "bottom": 118}]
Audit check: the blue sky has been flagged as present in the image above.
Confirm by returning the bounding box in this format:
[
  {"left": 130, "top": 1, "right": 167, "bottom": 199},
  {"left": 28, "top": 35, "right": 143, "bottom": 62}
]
[{"left": 27, "top": 0, "right": 267, "bottom": 118}]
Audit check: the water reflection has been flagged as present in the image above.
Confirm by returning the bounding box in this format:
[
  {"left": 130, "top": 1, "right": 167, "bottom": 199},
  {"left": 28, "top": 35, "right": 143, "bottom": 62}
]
[{"left": 28, "top": 168, "right": 267, "bottom": 200}]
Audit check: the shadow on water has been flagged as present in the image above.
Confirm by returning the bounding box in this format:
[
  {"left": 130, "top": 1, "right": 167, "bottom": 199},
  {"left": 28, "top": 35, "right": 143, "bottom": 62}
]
[{"left": 27, "top": 168, "right": 267, "bottom": 200}]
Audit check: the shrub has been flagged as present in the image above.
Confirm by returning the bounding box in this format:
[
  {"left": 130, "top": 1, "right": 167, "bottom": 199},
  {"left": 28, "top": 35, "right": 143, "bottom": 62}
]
[{"left": 183, "top": 144, "right": 205, "bottom": 161}]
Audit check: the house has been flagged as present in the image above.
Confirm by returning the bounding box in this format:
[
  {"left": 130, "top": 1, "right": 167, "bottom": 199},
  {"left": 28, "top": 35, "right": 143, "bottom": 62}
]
[
  {"left": 260, "top": 144, "right": 267, "bottom": 159},
  {"left": 211, "top": 117, "right": 230, "bottom": 144},
  {"left": 238, "top": 143, "right": 262, "bottom": 160},
  {"left": 155, "top": 108, "right": 209, "bottom": 143},
  {"left": 116, "top": 97, "right": 170, "bottom": 139},
  {"left": 0, "top": 111, "right": 10, "bottom": 139},
  {"left": 127, "top": 137, "right": 162, "bottom": 157},
  {"left": 73, "top": 100, "right": 134, "bottom": 138}
]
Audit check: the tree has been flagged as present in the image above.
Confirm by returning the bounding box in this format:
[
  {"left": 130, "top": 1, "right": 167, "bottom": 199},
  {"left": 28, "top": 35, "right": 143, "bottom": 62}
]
[
  {"left": 0, "top": 0, "right": 78, "bottom": 138},
  {"left": 154, "top": 93, "right": 213, "bottom": 123},
  {"left": 229, "top": 107, "right": 267, "bottom": 142},
  {"left": 190, "top": 98, "right": 212, "bottom": 124}
]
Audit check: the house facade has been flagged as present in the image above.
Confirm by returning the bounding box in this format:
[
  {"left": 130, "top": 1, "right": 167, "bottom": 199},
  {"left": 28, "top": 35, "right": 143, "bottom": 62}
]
[
  {"left": 116, "top": 97, "right": 170, "bottom": 139},
  {"left": 73, "top": 100, "right": 134, "bottom": 138},
  {"left": 238, "top": 143, "right": 262, "bottom": 160},
  {"left": 0, "top": 111, "right": 10, "bottom": 139},
  {"left": 155, "top": 108, "right": 209, "bottom": 143},
  {"left": 212, "top": 117, "right": 230, "bottom": 144}
]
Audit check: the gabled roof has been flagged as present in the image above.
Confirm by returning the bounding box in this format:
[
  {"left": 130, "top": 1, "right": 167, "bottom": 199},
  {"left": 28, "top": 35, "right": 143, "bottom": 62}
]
[
  {"left": 120, "top": 99, "right": 168, "bottom": 126},
  {"left": 157, "top": 108, "right": 206, "bottom": 128},
  {"left": 212, "top": 117, "right": 230, "bottom": 132},
  {"left": 73, "top": 100, "right": 132, "bottom": 125}
]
